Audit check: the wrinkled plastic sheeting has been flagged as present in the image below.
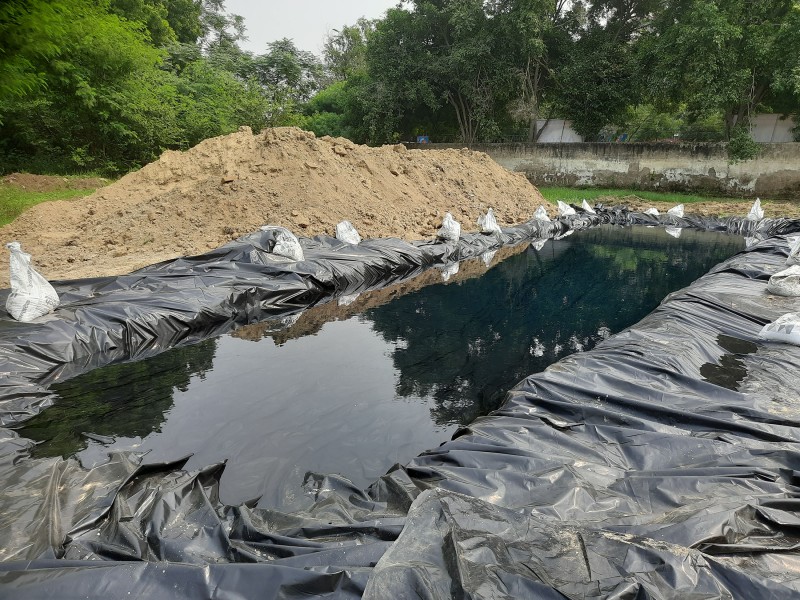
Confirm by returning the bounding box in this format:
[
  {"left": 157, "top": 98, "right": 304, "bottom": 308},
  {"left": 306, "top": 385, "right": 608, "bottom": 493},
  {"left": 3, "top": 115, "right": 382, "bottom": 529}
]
[{"left": 3, "top": 217, "right": 800, "bottom": 598}]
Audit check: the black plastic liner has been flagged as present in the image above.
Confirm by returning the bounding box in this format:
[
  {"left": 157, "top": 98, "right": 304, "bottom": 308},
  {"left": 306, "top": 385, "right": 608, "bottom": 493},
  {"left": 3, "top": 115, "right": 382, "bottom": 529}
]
[{"left": 2, "top": 211, "right": 800, "bottom": 598}]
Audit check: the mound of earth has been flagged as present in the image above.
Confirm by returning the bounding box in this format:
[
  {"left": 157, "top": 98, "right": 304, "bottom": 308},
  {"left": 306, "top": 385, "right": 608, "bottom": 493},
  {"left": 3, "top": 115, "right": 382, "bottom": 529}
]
[{"left": 0, "top": 127, "right": 548, "bottom": 288}]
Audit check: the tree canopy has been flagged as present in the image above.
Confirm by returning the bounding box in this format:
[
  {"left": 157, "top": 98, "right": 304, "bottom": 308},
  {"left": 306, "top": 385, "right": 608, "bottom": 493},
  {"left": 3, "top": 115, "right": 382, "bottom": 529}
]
[{"left": 1, "top": 0, "right": 798, "bottom": 174}]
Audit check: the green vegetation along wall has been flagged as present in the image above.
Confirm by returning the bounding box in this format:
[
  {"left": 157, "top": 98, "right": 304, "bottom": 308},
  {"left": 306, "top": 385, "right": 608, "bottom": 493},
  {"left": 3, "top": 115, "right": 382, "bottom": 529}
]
[{"left": 1, "top": 0, "right": 799, "bottom": 175}]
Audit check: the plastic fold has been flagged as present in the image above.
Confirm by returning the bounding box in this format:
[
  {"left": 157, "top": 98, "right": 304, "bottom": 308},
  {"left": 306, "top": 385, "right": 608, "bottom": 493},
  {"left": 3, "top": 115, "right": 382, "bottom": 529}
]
[{"left": 2, "top": 209, "right": 800, "bottom": 599}]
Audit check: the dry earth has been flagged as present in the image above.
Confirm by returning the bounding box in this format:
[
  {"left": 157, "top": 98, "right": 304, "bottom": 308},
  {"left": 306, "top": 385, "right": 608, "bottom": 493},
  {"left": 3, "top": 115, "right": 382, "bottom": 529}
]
[{"left": 0, "top": 127, "right": 548, "bottom": 288}]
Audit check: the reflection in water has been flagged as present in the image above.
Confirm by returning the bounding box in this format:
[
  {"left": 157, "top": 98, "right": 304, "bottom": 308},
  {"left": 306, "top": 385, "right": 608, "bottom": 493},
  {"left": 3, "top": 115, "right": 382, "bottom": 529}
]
[
  {"left": 22, "top": 339, "right": 217, "bottom": 459},
  {"left": 367, "top": 226, "right": 745, "bottom": 425},
  {"left": 19, "top": 226, "right": 744, "bottom": 509}
]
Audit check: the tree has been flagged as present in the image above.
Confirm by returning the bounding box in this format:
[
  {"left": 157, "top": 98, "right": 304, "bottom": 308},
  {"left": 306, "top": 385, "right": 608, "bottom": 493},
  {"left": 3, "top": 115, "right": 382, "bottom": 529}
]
[
  {"left": 323, "top": 18, "right": 374, "bottom": 81},
  {"left": 640, "top": 0, "right": 800, "bottom": 138}
]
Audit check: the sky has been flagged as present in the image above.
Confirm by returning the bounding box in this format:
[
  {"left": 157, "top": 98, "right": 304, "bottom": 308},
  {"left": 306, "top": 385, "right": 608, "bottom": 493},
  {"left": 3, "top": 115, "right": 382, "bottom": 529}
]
[{"left": 224, "top": 0, "right": 399, "bottom": 56}]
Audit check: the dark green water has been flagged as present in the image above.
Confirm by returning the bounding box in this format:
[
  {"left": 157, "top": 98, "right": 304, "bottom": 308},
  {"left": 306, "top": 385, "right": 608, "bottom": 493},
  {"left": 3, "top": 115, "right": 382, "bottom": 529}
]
[{"left": 19, "top": 225, "right": 744, "bottom": 508}]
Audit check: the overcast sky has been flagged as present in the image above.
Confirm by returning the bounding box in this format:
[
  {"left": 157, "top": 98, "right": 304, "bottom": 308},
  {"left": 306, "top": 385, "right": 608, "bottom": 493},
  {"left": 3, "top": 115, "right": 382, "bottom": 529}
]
[{"left": 224, "top": 0, "right": 399, "bottom": 56}]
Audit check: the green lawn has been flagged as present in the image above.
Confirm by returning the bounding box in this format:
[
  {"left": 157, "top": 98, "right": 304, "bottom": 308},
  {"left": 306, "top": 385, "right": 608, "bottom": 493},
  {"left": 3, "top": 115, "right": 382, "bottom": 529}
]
[
  {"left": 0, "top": 184, "right": 98, "bottom": 227},
  {"left": 537, "top": 186, "right": 744, "bottom": 205}
]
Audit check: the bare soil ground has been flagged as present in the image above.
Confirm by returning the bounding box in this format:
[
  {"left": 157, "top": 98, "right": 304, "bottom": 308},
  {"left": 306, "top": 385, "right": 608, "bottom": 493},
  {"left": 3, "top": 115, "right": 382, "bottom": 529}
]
[{"left": 0, "top": 127, "right": 548, "bottom": 288}]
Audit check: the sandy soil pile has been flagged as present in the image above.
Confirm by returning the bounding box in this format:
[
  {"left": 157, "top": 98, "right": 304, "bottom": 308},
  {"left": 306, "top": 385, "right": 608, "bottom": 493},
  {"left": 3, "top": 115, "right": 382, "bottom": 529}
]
[{"left": 0, "top": 127, "right": 547, "bottom": 287}]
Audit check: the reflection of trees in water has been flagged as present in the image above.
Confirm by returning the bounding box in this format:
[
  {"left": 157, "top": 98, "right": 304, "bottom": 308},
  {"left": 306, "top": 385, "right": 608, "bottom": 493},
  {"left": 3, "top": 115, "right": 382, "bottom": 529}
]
[
  {"left": 366, "top": 227, "right": 744, "bottom": 427},
  {"left": 19, "top": 339, "right": 218, "bottom": 458}
]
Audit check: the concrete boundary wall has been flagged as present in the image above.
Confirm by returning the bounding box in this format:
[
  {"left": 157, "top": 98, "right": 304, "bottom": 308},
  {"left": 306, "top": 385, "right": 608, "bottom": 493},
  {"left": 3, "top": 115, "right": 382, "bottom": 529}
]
[{"left": 409, "top": 142, "right": 800, "bottom": 198}]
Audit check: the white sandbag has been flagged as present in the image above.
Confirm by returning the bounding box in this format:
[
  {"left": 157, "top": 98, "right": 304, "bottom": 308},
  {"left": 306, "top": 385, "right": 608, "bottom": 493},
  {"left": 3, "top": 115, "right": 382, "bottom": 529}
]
[
  {"left": 667, "top": 204, "right": 684, "bottom": 218},
  {"left": 786, "top": 236, "right": 800, "bottom": 266},
  {"left": 747, "top": 197, "right": 764, "bottom": 221},
  {"left": 557, "top": 201, "right": 576, "bottom": 217},
  {"left": 767, "top": 265, "right": 800, "bottom": 297},
  {"left": 5, "top": 242, "right": 60, "bottom": 322},
  {"left": 759, "top": 313, "right": 800, "bottom": 345},
  {"left": 581, "top": 199, "right": 596, "bottom": 214},
  {"left": 553, "top": 229, "right": 574, "bottom": 240},
  {"left": 665, "top": 227, "right": 682, "bottom": 239},
  {"left": 744, "top": 236, "right": 760, "bottom": 248},
  {"left": 335, "top": 220, "right": 361, "bottom": 245},
  {"left": 477, "top": 208, "right": 502, "bottom": 234},
  {"left": 533, "top": 206, "right": 551, "bottom": 222},
  {"left": 644, "top": 208, "right": 660, "bottom": 216},
  {"left": 437, "top": 212, "right": 461, "bottom": 241},
  {"left": 441, "top": 262, "right": 459, "bottom": 281},
  {"left": 261, "top": 226, "right": 304, "bottom": 261}
]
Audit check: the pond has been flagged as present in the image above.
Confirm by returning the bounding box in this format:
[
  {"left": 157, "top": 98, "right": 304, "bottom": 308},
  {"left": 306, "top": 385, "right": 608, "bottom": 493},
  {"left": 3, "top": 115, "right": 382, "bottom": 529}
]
[{"left": 18, "top": 225, "right": 745, "bottom": 509}]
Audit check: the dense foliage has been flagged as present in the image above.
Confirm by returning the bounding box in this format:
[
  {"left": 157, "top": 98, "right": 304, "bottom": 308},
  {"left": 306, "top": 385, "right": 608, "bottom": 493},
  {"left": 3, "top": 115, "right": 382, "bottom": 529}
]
[{"left": 1, "top": 0, "right": 798, "bottom": 174}]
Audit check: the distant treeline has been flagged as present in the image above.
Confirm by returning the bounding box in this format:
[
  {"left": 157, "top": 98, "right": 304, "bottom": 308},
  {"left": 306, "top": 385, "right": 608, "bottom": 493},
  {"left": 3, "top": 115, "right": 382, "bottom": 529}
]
[{"left": 1, "top": 0, "right": 799, "bottom": 174}]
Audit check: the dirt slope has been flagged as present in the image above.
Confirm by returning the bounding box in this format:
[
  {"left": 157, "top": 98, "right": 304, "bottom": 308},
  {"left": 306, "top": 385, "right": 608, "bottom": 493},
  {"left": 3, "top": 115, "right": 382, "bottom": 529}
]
[{"left": 0, "top": 127, "right": 547, "bottom": 287}]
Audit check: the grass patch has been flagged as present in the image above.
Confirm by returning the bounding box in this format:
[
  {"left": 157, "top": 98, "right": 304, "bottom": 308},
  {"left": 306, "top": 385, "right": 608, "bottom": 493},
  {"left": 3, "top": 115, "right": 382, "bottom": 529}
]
[
  {"left": 537, "top": 187, "right": 744, "bottom": 205},
  {"left": 0, "top": 176, "right": 102, "bottom": 227},
  {"left": 0, "top": 187, "right": 95, "bottom": 227}
]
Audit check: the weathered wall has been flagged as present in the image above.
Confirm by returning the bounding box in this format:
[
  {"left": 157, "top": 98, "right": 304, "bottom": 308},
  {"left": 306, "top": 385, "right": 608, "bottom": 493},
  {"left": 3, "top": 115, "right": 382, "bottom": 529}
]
[{"left": 409, "top": 142, "right": 800, "bottom": 198}]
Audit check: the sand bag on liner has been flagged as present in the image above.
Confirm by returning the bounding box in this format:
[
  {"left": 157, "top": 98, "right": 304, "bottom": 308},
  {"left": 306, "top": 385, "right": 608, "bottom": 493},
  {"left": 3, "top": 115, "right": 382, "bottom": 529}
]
[
  {"left": 747, "top": 198, "right": 764, "bottom": 221},
  {"left": 667, "top": 204, "right": 684, "bottom": 218},
  {"left": 335, "top": 220, "right": 361, "bottom": 245},
  {"left": 477, "top": 208, "right": 502, "bottom": 234},
  {"left": 261, "top": 226, "right": 304, "bottom": 261},
  {"left": 786, "top": 236, "right": 800, "bottom": 266},
  {"left": 557, "top": 201, "right": 576, "bottom": 217},
  {"left": 533, "top": 206, "right": 551, "bottom": 222},
  {"left": 581, "top": 200, "right": 596, "bottom": 214},
  {"left": 644, "top": 208, "right": 660, "bottom": 216},
  {"left": 767, "top": 265, "right": 800, "bottom": 297},
  {"left": 759, "top": 313, "right": 800, "bottom": 345},
  {"left": 437, "top": 212, "right": 461, "bottom": 241},
  {"left": 5, "top": 242, "right": 60, "bottom": 322}
]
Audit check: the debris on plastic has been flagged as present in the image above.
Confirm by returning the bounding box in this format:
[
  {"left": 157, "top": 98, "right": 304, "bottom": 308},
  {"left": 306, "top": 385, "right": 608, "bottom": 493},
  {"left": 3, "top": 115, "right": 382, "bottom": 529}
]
[
  {"left": 644, "top": 208, "right": 660, "bottom": 216},
  {"left": 335, "top": 220, "right": 361, "bottom": 245},
  {"left": 533, "top": 206, "right": 551, "bottom": 222},
  {"left": 581, "top": 199, "right": 596, "bottom": 214},
  {"left": 437, "top": 212, "right": 461, "bottom": 241},
  {"left": 667, "top": 204, "right": 684, "bottom": 218},
  {"left": 261, "top": 226, "right": 304, "bottom": 261},
  {"left": 786, "top": 236, "right": 800, "bottom": 265},
  {"left": 759, "top": 312, "right": 800, "bottom": 345},
  {"left": 557, "top": 200, "right": 576, "bottom": 217},
  {"left": 665, "top": 227, "right": 683, "bottom": 239},
  {"left": 767, "top": 265, "right": 800, "bottom": 296},
  {"left": 476, "top": 208, "right": 502, "bottom": 234},
  {"left": 4, "top": 242, "right": 60, "bottom": 322},
  {"left": 747, "top": 197, "right": 764, "bottom": 221},
  {"left": 440, "top": 261, "right": 459, "bottom": 281}
]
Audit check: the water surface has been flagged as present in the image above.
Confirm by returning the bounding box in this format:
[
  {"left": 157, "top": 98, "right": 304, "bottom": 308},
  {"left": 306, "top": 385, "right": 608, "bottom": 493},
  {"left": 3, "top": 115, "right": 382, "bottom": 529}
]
[{"left": 19, "top": 225, "right": 745, "bottom": 508}]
